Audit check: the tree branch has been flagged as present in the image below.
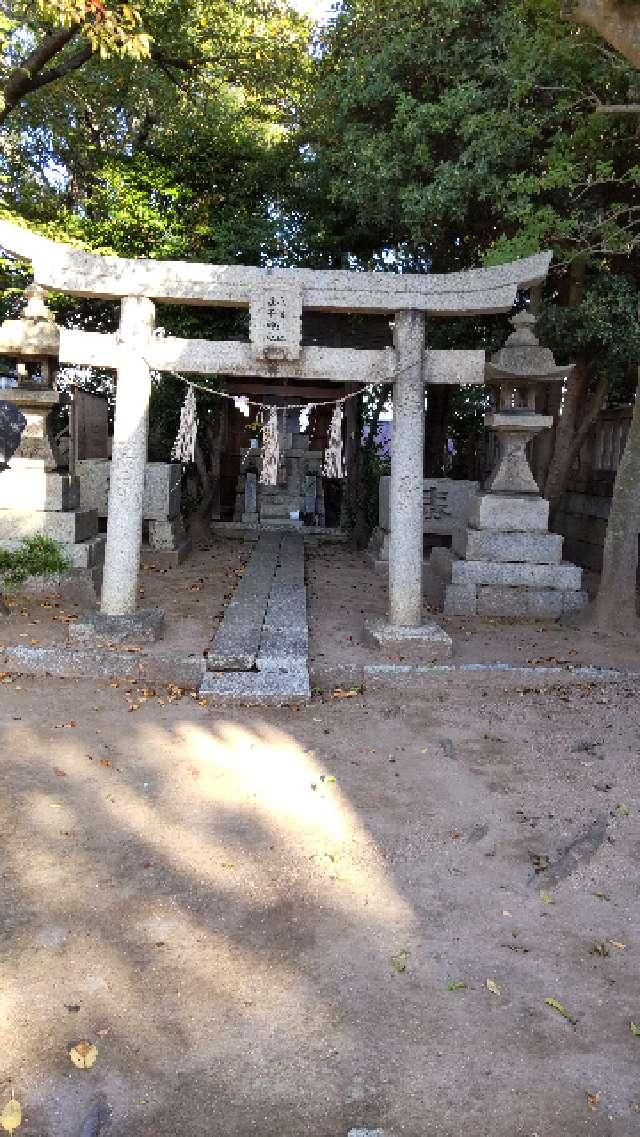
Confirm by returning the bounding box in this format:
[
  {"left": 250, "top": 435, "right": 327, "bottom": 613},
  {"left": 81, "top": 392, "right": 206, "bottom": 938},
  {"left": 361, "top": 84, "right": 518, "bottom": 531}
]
[
  {"left": 0, "top": 24, "right": 90, "bottom": 123},
  {"left": 561, "top": 0, "right": 640, "bottom": 68}
]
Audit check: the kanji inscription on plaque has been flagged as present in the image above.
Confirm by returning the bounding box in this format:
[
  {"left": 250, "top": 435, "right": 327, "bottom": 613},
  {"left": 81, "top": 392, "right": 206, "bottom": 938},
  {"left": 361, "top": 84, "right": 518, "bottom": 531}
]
[{"left": 250, "top": 286, "right": 302, "bottom": 361}]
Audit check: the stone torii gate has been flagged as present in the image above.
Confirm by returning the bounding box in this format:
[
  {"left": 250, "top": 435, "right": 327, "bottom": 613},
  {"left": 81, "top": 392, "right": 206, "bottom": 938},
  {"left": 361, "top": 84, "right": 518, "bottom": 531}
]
[{"left": 0, "top": 220, "right": 550, "bottom": 649}]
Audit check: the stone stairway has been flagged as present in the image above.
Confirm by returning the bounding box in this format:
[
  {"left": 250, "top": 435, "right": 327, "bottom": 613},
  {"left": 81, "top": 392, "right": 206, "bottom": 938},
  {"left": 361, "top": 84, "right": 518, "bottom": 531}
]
[{"left": 200, "top": 530, "right": 310, "bottom": 705}]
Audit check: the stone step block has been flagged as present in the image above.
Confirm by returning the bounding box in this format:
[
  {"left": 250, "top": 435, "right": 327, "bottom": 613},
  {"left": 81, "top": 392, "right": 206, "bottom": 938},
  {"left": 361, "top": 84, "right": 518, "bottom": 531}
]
[
  {"left": 453, "top": 528, "right": 563, "bottom": 564},
  {"left": 200, "top": 666, "right": 310, "bottom": 706},
  {"left": 0, "top": 508, "right": 97, "bottom": 543},
  {"left": 452, "top": 559, "right": 582, "bottom": 590},
  {"left": 475, "top": 585, "right": 585, "bottom": 619},
  {"left": 443, "top": 582, "right": 477, "bottom": 616},
  {"left": 0, "top": 470, "right": 80, "bottom": 511},
  {"left": 468, "top": 494, "right": 549, "bottom": 532}
]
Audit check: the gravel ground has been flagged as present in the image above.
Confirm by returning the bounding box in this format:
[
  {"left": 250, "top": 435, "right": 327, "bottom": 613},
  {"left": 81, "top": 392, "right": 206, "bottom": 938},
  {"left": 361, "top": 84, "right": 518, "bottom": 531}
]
[{"left": 1, "top": 672, "right": 639, "bottom": 1136}]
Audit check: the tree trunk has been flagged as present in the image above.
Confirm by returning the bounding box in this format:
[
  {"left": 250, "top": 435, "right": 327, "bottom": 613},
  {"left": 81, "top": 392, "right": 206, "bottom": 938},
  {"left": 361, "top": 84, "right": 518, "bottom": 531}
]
[
  {"left": 188, "top": 418, "right": 219, "bottom": 547},
  {"left": 544, "top": 366, "right": 607, "bottom": 520},
  {"left": 542, "top": 257, "right": 591, "bottom": 516},
  {"left": 424, "top": 386, "right": 451, "bottom": 477},
  {"left": 592, "top": 323, "right": 640, "bottom": 630}
]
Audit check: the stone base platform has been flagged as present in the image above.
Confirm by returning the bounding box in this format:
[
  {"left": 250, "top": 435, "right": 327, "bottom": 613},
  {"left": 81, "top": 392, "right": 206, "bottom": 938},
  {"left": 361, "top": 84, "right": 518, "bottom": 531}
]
[
  {"left": 209, "top": 522, "right": 347, "bottom": 543},
  {"left": 426, "top": 546, "right": 588, "bottom": 619},
  {"left": 68, "top": 607, "right": 165, "bottom": 646},
  {"left": 364, "top": 617, "right": 452, "bottom": 662},
  {"left": 200, "top": 665, "right": 310, "bottom": 707},
  {"left": 140, "top": 536, "right": 192, "bottom": 569}
]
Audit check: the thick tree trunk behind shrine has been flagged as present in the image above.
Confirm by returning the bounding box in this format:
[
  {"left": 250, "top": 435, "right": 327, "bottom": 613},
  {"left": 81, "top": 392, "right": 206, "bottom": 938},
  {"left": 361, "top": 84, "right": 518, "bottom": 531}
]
[
  {"left": 592, "top": 339, "right": 640, "bottom": 629},
  {"left": 189, "top": 405, "right": 228, "bottom": 547},
  {"left": 343, "top": 387, "right": 390, "bottom": 548},
  {"left": 424, "top": 386, "right": 451, "bottom": 477},
  {"left": 543, "top": 361, "right": 608, "bottom": 517},
  {"left": 542, "top": 258, "right": 607, "bottom": 518}
]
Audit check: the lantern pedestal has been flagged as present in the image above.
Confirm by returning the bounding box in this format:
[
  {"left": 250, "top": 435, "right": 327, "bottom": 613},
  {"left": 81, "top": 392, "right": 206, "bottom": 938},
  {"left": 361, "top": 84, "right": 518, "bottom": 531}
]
[{"left": 0, "top": 391, "right": 104, "bottom": 584}]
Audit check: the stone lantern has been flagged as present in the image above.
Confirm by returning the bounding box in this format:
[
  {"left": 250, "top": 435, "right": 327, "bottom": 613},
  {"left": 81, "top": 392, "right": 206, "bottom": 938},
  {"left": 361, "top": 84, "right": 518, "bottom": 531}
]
[
  {"left": 484, "top": 310, "right": 572, "bottom": 496},
  {"left": 0, "top": 283, "right": 62, "bottom": 470},
  {"left": 426, "top": 309, "right": 588, "bottom": 619}
]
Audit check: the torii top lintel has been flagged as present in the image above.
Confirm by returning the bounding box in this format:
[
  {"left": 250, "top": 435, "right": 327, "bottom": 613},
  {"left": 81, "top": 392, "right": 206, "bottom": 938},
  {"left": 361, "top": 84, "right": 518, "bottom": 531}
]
[{"left": 0, "top": 221, "right": 551, "bottom": 317}]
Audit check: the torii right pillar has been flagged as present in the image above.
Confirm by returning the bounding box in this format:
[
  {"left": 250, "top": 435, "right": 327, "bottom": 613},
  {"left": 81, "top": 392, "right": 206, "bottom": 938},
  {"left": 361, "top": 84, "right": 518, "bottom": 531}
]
[{"left": 365, "top": 310, "right": 452, "bottom": 661}]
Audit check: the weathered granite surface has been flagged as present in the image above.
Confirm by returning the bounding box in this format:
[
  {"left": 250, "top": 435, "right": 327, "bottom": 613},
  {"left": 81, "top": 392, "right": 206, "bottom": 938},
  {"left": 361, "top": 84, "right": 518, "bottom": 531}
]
[
  {"left": 0, "top": 222, "right": 550, "bottom": 311},
  {"left": 452, "top": 528, "right": 563, "bottom": 564},
  {"left": 0, "top": 508, "right": 97, "bottom": 543},
  {"left": 77, "top": 459, "right": 181, "bottom": 520},
  {"left": 364, "top": 616, "right": 452, "bottom": 662},
  {"left": 69, "top": 606, "right": 165, "bottom": 646}
]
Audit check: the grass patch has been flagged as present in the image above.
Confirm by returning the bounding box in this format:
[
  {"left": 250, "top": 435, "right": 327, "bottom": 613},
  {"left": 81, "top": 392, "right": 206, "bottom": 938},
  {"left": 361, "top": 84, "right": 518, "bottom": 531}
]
[{"left": 0, "top": 536, "right": 71, "bottom": 587}]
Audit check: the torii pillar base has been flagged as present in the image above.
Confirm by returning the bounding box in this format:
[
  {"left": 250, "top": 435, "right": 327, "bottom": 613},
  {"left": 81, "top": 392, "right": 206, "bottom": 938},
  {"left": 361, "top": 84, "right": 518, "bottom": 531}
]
[
  {"left": 68, "top": 607, "right": 165, "bottom": 647},
  {"left": 364, "top": 617, "right": 451, "bottom": 663}
]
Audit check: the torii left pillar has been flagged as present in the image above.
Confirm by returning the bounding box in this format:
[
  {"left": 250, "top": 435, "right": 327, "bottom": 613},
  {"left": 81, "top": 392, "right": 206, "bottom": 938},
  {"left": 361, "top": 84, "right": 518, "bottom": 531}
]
[
  {"left": 365, "top": 309, "right": 451, "bottom": 661},
  {"left": 69, "top": 295, "right": 165, "bottom": 645}
]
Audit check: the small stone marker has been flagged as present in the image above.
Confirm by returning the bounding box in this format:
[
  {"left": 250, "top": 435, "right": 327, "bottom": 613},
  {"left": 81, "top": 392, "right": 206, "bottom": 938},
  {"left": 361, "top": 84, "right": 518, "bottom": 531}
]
[{"left": 250, "top": 285, "right": 302, "bottom": 361}]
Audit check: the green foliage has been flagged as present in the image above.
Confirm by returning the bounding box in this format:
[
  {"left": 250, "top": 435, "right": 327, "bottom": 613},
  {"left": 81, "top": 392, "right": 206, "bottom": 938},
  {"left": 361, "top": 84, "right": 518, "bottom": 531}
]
[
  {"left": 0, "top": 536, "right": 71, "bottom": 586},
  {"left": 538, "top": 273, "right": 640, "bottom": 398},
  {"left": 299, "top": 0, "right": 639, "bottom": 274}
]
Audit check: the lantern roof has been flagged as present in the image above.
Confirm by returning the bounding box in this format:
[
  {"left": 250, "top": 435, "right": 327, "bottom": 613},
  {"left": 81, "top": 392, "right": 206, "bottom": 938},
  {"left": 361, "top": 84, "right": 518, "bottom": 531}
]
[
  {"left": 485, "top": 310, "right": 573, "bottom": 384},
  {"left": 0, "top": 283, "right": 59, "bottom": 360}
]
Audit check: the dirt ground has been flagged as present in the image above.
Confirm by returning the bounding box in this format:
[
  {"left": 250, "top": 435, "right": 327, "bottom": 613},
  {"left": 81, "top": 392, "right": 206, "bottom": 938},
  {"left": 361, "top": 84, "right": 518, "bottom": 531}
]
[
  {"left": 306, "top": 545, "right": 640, "bottom": 673},
  {"left": 0, "top": 541, "right": 247, "bottom": 655},
  {"left": 1, "top": 671, "right": 640, "bottom": 1136}
]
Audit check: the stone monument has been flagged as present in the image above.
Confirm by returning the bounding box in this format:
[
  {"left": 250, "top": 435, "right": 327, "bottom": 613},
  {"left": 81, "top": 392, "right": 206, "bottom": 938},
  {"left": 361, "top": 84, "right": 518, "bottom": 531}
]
[
  {"left": 0, "top": 286, "right": 104, "bottom": 588},
  {"left": 426, "top": 312, "right": 588, "bottom": 618}
]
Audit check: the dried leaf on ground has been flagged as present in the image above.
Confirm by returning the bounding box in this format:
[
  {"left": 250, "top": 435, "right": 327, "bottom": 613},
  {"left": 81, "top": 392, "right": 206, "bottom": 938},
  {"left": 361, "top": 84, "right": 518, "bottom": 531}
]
[
  {"left": 616, "top": 803, "right": 630, "bottom": 817},
  {"left": 485, "top": 978, "right": 501, "bottom": 995},
  {"left": 446, "top": 981, "right": 468, "bottom": 991},
  {"left": 590, "top": 942, "right": 610, "bottom": 957},
  {"left": 629, "top": 1022, "right": 640, "bottom": 1037},
  {"left": 0, "top": 1099, "right": 21, "bottom": 1133},
  {"left": 538, "top": 889, "right": 555, "bottom": 905},
  {"left": 544, "top": 997, "right": 577, "bottom": 1025},
  {"left": 69, "top": 1040, "right": 98, "bottom": 1069},
  {"left": 331, "top": 687, "right": 360, "bottom": 700},
  {"left": 586, "top": 1091, "right": 601, "bottom": 1112},
  {"left": 391, "top": 950, "right": 409, "bottom": 974},
  {"left": 609, "top": 940, "right": 626, "bottom": 950}
]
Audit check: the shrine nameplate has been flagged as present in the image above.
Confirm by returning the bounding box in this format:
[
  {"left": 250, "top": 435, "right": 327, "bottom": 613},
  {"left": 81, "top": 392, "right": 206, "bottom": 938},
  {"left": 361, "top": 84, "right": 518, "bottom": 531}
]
[{"left": 250, "top": 286, "right": 302, "bottom": 362}]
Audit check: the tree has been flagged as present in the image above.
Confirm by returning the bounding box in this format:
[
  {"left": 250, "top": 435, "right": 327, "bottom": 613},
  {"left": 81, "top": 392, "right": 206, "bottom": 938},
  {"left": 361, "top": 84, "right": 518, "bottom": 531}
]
[
  {"left": 0, "top": 0, "right": 313, "bottom": 536},
  {"left": 296, "top": 0, "right": 640, "bottom": 565},
  {"left": 562, "top": 0, "right": 640, "bottom": 68}
]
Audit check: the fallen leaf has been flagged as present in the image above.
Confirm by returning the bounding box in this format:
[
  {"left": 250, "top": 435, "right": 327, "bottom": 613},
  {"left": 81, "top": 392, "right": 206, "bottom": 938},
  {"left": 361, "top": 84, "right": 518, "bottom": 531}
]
[
  {"left": 391, "top": 950, "right": 409, "bottom": 974},
  {"left": 538, "top": 889, "right": 555, "bottom": 905},
  {"left": 616, "top": 803, "right": 630, "bottom": 817},
  {"left": 325, "top": 775, "right": 337, "bottom": 784},
  {"left": 586, "top": 1091, "right": 601, "bottom": 1112},
  {"left": 590, "top": 942, "right": 610, "bottom": 957},
  {"left": 68, "top": 1040, "right": 98, "bottom": 1069},
  {"left": 331, "top": 687, "right": 360, "bottom": 699},
  {"left": 609, "top": 940, "right": 626, "bottom": 950},
  {"left": 446, "top": 981, "right": 468, "bottom": 991},
  {"left": 544, "top": 997, "right": 577, "bottom": 1025},
  {"left": 594, "top": 890, "right": 610, "bottom": 901},
  {"left": 53, "top": 767, "right": 66, "bottom": 777},
  {"left": 629, "top": 1021, "right": 640, "bottom": 1037},
  {"left": 485, "top": 978, "right": 501, "bottom": 995},
  {"left": 0, "top": 1099, "right": 21, "bottom": 1133}
]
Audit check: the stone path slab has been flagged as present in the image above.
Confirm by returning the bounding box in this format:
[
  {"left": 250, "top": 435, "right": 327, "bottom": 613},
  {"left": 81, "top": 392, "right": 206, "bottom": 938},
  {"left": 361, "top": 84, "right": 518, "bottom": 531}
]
[{"left": 202, "top": 529, "right": 310, "bottom": 704}]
